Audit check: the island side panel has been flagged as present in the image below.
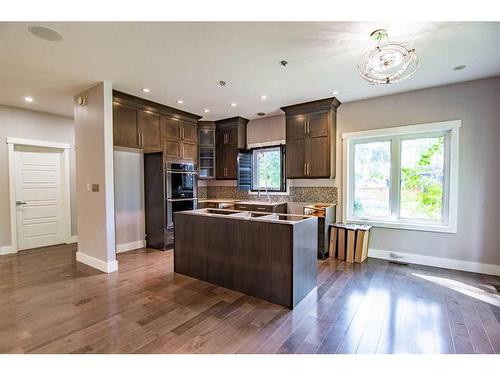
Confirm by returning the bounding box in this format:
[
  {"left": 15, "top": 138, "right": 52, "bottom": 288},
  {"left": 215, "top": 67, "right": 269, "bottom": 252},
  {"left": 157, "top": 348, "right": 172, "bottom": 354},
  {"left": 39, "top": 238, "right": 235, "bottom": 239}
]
[
  {"left": 236, "top": 220, "right": 293, "bottom": 307},
  {"left": 174, "top": 212, "right": 294, "bottom": 308},
  {"left": 292, "top": 217, "right": 318, "bottom": 307},
  {"left": 174, "top": 213, "right": 237, "bottom": 290}
]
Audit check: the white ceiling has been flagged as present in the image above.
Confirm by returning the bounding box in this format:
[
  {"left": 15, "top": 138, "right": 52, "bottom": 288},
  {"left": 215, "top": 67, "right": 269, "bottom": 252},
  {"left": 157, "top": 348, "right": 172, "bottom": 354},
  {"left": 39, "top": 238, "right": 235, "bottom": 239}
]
[{"left": 1, "top": 22, "right": 499, "bottom": 120}]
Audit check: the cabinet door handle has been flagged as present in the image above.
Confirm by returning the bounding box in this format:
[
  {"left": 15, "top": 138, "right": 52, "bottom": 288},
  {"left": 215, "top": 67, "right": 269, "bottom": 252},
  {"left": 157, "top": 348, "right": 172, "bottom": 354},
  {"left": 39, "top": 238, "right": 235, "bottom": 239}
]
[
  {"left": 304, "top": 121, "right": 307, "bottom": 134},
  {"left": 141, "top": 133, "right": 144, "bottom": 147},
  {"left": 307, "top": 162, "right": 310, "bottom": 175},
  {"left": 307, "top": 121, "right": 310, "bottom": 134},
  {"left": 304, "top": 162, "right": 307, "bottom": 176}
]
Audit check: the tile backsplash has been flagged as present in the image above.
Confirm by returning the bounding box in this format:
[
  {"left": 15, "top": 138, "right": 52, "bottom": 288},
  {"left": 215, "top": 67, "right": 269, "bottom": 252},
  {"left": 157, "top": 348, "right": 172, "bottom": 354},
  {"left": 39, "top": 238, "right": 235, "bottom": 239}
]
[{"left": 198, "top": 185, "right": 337, "bottom": 205}]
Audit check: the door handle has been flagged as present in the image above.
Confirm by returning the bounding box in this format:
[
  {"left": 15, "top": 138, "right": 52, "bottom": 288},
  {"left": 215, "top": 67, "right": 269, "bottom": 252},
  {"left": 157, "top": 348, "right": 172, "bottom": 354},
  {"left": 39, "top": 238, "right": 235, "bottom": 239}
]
[{"left": 16, "top": 201, "right": 27, "bottom": 206}]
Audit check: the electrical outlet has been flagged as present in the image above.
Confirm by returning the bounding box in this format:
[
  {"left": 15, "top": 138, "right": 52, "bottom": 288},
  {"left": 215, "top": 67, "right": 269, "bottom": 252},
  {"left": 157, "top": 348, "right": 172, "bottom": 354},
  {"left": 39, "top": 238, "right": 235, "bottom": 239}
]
[{"left": 91, "top": 184, "right": 99, "bottom": 192}]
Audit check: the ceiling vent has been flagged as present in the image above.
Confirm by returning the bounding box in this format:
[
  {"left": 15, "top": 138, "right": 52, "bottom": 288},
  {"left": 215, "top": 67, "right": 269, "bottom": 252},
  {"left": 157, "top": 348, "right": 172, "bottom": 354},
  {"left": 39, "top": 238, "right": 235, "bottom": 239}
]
[{"left": 257, "top": 112, "right": 266, "bottom": 116}]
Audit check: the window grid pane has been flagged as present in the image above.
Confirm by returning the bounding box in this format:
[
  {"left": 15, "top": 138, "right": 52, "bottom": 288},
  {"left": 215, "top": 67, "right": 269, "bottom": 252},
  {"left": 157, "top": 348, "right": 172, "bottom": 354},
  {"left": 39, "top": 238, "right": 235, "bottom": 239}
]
[
  {"left": 353, "top": 141, "right": 391, "bottom": 219},
  {"left": 399, "top": 136, "right": 445, "bottom": 221},
  {"left": 252, "top": 147, "right": 282, "bottom": 190}
]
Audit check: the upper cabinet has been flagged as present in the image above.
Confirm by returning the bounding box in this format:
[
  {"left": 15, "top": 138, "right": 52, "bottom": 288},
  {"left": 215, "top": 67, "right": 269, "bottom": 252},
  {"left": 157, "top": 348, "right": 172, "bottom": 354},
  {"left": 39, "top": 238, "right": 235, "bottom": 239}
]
[
  {"left": 198, "top": 121, "right": 216, "bottom": 179},
  {"left": 139, "top": 110, "right": 162, "bottom": 151},
  {"left": 281, "top": 97, "right": 340, "bottom": 179},
  {"left": 113, "top": 103, "right": 141, "bottom": 149},
  {"left": 112, "top": 91, "right": 201, "bottom": 161},
  {"left": 215, "top": 116, "right": 248, "bottom": 179}
]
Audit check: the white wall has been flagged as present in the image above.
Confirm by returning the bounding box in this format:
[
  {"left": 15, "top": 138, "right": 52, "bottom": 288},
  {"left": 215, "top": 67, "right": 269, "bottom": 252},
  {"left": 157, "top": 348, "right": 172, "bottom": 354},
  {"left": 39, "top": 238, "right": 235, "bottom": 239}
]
[
  {"left": 337, "top": 76, "right": 500, "bottom": 268},
  {"left": 113, "top": 150, "right": 145, "bottom": 247},
  {"left": 0, "top": 105, "right": 77, "bottom": 248}
]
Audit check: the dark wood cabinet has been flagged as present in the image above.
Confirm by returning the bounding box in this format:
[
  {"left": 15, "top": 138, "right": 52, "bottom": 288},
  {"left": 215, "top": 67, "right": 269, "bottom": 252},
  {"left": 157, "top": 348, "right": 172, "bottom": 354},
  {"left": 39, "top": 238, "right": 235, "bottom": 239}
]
[
  {"left": 163, "top": 138, "right": 181, "bottom": 159},
  {"left": 113, "top": 103, "right": 140, "bottom": 149},
  {"left": 182, "top": 121, "right": 197, "bottom": 143},
  {"left": 285, "top": 138, "right": 306, "bottom": 178},
  {"left": 215, "top": 117, "right": 248, "bottom": 179},
  {"left": 281, "top": 97, "right": 340, "bottom": 179},
  {"left": 215, "top": 145, "right": 239, "bottom": 179},
  {"left": 144, "top": 152, "right": 166, "bottom": 250},
  {"left": 160, "top": 117, "right": 198, "bottom": 162},
  {"left": 198, "top": 121, "right": 216, "bottom": 179},
  {"left": 233, "top": 202, "right": 287, "bottom": 213},
  {"left": 139, "top": 110, "right": 161, "bottom": 151},
  {"left": 161, "top": 117, "right": 181, "bottom": 140},
  {"left": 181, "top": 142, "right": 197, "bottom": 160},
  {"left": 112, "top": 91, "right": 201, "bottom": 162}
]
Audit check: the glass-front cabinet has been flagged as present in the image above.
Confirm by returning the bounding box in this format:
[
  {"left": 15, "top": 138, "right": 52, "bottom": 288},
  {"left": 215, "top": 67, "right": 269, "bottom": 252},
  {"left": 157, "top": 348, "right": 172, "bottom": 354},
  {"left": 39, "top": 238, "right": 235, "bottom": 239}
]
[{"left": 198, "top": 121, "right": 216, "bottom": 179}]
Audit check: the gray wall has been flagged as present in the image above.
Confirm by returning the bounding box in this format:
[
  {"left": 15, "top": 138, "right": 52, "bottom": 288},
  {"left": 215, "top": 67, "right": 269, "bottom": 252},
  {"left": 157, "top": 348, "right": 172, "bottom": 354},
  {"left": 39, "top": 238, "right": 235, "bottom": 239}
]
[
  {"left": 337, "top": 76, "right": 500, "bottom": 266},
  {"left": 0, "top": 105, "right": 77, "bottom": 248},
  {"left": 74, "top": 82, "right": 116, "bottom": 264},
  {"left": 0, "top": 104, "right": 148, "bottom": 251}
]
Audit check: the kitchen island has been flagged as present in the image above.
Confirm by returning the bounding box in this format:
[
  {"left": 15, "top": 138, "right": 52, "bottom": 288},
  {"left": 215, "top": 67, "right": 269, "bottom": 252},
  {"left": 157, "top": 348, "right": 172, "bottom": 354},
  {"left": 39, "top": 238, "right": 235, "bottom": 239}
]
[{"left": 174, "top": 208, "right": 318, "bottom": 308}]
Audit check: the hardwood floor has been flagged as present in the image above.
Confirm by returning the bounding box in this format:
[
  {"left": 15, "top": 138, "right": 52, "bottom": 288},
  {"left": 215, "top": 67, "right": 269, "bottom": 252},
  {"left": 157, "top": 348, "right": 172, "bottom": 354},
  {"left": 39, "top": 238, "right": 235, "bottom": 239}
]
[{"left": 1, "top": 243, "right": 500, "bottom": 354}]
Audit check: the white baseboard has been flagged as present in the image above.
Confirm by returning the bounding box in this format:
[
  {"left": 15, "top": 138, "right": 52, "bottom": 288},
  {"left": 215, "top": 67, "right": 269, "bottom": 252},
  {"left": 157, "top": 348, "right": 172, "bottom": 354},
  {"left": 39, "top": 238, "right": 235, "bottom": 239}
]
[
  {"left": 0, "top": 245, "right": 16, "bottom": 256},
  {"left": 116, "top": 240, "right": 146, "bottom": 253},
  {"left": 76, "top": 251, "right": 118, "bottom": 273},
  {"left": 369, "top": 248, "right": 500, "bottom": 276},
  {"left": 66, "top": 235, "right": 78, "bottom": 244}
]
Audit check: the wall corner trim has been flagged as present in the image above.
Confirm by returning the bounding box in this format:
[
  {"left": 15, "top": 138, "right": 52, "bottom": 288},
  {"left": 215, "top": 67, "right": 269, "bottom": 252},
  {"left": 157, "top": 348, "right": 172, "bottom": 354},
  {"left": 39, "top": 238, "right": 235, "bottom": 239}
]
[
  {"left": 0, "top": 245, "right": 16, "bottom": 256},
  {"left": 368, "top": 248, "right": 500, "bottom": 276},
  {"left": 76, "top": 251, "right": 118, "bottom": 273},
  {"left": 116, "top": 240, "right": 146, "bottom": 253}
]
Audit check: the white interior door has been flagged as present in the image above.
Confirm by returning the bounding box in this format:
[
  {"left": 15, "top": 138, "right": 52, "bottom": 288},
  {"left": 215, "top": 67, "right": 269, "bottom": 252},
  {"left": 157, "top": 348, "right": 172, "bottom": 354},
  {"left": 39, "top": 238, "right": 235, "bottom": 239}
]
[{"left": 15, "top": 146, "right": 63, "bottom": 250}]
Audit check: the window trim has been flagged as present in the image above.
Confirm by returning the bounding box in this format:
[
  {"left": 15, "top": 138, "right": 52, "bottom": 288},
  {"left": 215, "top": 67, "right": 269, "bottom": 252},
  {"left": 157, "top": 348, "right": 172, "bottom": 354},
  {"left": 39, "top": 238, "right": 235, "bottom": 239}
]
[
  {"left": 249, "top": 144, "right": 287, "bottom": 193},
  {"left": 342, "top": 120, "right": 461, "bottom": 233}
]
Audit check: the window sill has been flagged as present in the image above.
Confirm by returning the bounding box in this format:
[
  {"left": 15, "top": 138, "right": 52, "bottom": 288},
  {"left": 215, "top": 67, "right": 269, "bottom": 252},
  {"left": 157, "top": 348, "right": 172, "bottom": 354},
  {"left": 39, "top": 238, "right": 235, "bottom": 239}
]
[{"left": 346, "top": 218, "right": 456, "bottom": 234}]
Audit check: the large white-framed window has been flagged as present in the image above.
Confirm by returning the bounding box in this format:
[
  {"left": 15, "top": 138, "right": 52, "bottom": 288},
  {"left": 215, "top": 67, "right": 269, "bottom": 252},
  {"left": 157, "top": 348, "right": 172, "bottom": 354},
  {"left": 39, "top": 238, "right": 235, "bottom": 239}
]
[{"left": 342, "top": 120, "right": 460, "bottom": 233}]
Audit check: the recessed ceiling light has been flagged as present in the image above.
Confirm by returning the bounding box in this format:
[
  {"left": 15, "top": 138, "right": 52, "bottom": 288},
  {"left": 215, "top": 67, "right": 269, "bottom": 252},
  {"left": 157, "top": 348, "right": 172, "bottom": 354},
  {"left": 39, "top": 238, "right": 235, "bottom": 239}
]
[
  {"left": 260, "top": 95, "right": 267, "bottom": 100},
  {"left": 141, "top": 88, "right": 150, "bottom": 93},
  {"left": 204, "top": 109, "right": 210, "bottom": 113},
  {"left": 28, "top": 25, "right": 63, "bottom": 42},
  {"left": 332, "top": 91, "right": 340, "bottom": 95},
  {"left": 24, "top": 96, "right": 34, "bottom": 103},
  {"left": 453, "top": 65, "right": 467, "bottom": 71},
  {"left": 230, "top": 103, "right": 237, "bottom": 107},
  {"left": 176, "top": 99, "right": 184, "bottom": 104}
]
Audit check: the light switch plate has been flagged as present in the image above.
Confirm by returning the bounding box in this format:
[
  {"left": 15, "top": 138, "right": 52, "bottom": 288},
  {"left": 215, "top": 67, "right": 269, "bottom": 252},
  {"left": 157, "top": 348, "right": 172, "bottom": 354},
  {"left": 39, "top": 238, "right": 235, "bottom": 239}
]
[{"left": 91, "top": 184, "right": 99, "bottom": 192}]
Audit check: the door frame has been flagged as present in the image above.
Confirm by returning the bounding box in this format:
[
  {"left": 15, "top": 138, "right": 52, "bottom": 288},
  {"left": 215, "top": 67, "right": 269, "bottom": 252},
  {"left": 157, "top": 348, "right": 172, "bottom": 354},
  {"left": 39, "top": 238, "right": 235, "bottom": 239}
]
[{"left": 7, "top": 137, "right": 73, "bottom": 253}]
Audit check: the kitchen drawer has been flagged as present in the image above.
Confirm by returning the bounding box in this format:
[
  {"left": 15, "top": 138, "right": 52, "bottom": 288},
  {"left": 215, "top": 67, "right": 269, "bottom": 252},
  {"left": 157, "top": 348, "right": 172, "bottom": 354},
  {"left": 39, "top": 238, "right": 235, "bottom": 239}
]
[{"left": 234, "top": 203, "right": 273, "bottom": 213}]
